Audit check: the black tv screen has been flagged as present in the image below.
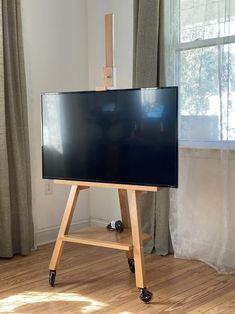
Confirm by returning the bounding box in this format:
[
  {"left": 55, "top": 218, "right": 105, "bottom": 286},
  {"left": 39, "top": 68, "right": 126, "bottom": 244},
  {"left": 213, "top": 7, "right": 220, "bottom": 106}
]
[{"left": 41, "top": 87, "right": 178, "bottom": 187}]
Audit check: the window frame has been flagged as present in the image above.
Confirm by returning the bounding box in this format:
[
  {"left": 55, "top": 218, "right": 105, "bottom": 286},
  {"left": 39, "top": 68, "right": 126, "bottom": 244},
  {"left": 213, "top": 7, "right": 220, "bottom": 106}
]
[{"left": 170, "top": 0, "right": 235, "bottom": 149}]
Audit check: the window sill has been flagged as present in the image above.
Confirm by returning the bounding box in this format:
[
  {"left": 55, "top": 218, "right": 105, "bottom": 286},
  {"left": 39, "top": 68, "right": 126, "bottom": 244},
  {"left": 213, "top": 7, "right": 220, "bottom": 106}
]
[{"left": 179, "top": 140, "right": 235, "bottom": 150}]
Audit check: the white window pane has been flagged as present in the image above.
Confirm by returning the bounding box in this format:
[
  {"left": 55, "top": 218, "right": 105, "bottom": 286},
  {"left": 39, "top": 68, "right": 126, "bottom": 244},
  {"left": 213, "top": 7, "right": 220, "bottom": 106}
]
[
  {"left": 179, "top": 43, "right": 235, "bottom": 141},
  {"left": 179, "top": 46, "right": 220, "bottom": 140},
  {"left": 179, "top": 46, "right": 220, "bottom": 115},
  {"left": 180, "top": 0, "right": 235, "bottom": 43}
]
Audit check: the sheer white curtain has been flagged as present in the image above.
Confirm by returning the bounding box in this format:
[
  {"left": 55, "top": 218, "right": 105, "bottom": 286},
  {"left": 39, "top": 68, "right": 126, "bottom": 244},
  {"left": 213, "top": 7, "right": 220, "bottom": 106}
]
[{"left": 168, "top": 0, "right": 235, "bottom": 273}]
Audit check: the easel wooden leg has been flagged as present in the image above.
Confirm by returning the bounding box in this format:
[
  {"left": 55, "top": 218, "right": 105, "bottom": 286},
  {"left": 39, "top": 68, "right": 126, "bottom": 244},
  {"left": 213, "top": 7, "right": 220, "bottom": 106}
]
[
  {"left": 127, "top": 189, "right": 145, "bottom": 288},
  {"left": 118, "top": 189, "right": 133, "bottom": 261},
  {"left": 118, "top": 189, "right": 130, "bottom": 227},
  {"left": 127, "top": 189, "right": 152, "bottom": 302},
  {"left": 49, "top": 185, "right": 85, "bottom": 270}
]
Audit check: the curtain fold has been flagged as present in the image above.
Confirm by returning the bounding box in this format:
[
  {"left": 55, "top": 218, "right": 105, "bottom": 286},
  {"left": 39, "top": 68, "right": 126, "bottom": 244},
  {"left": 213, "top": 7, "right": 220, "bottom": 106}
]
[
  {"left": 133, "top": 0, "right": 172, "bottom": 255},
  {"left": 170, "top": 148, "right": 235, "bottom": 274},
  {"left": 133, "top": 0, "right": 165, "bottom": 88},
  {"left": 0, "top": 0, "right": 34, "bottom": 257}
]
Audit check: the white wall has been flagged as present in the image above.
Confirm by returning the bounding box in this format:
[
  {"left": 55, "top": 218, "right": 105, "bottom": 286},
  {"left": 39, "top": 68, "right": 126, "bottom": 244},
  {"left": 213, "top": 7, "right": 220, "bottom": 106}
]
[
  {"left": 87, "top": 0, "right": 133, "bottom": 224},
  {"left": 21, "top": 0, "right": 90, "bottom": 245}
]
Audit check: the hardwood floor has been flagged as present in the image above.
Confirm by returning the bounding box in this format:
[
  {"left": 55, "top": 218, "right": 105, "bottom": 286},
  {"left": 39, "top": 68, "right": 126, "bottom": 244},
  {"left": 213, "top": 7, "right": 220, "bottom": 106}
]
[{"left": 0, "top": 242, "right": 234, "bottom": 313}]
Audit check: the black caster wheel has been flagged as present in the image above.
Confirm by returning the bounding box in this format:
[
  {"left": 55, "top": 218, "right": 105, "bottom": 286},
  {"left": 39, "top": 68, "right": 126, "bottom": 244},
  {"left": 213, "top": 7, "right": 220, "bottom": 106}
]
[
  {"left": 128, "top": 258, "right": 135, "bottom": 273},
  {"left": 139, "top": 287, "right": 152, "bottom": 303},
  {"left": 49, "top": 270, "right": 56, "bottom": 287}
]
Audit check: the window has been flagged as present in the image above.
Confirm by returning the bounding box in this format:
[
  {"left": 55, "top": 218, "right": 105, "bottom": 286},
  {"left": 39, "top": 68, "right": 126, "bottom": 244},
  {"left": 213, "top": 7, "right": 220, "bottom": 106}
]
[{"left": 171, "top": 0, "right": 235, "bottom": 148}]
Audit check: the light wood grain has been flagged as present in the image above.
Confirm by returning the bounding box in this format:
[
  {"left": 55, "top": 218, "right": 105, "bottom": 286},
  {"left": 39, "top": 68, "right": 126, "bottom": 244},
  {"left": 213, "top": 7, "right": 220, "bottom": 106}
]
[
  {"left": 103, "top": 66, "right": 114, "bottom": 88},
  {"left": 50, "top": 182, "right": 152, "bottom": 293},
  {"left": 61, "top": 227, "right": 151, "bottom": 251},
  {"left": 118, "top": 189, "right": 134, "bottom": 259},
  {"left": 1, "top": 243, "right": 235, "bottom": 313},
  {"left": 54, "top": 179, "right": 159, "bottom": 191},
  {"left": 49, "top": 185, "right": 83, "bottom": 270},
  {"left": 105, "top": 14, "right": 114, "bottom": 67},
  {"left": 128, "top": 189, "right": 146, "bottom": 288},
  {"left": 95, "top": 86, "right": 107, "bottom": 91},
  {"left": 118, "top": 189, "right": 131, "bottom": 228}
]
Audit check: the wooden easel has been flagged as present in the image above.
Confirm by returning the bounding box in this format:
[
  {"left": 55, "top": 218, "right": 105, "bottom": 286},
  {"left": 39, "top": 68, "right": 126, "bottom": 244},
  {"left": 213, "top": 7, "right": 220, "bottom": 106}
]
[{"left": 48, "top": 14, "right": 155, "bottom": 303}]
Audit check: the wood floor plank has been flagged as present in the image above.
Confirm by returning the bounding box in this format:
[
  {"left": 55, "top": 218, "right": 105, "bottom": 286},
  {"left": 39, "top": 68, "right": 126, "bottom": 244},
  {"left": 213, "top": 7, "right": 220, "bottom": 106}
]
[
  {"left": 0, "top": 242, "right": 234, "bottom": 313},
  {"left": 186, "top": 289, "right": 235, "bottom": 313}
]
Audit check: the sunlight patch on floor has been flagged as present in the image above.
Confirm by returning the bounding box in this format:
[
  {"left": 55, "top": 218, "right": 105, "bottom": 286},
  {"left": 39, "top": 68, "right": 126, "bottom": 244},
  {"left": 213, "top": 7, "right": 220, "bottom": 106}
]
[{"left": 0, "top": 292, "right": 107, "bottom": 313}]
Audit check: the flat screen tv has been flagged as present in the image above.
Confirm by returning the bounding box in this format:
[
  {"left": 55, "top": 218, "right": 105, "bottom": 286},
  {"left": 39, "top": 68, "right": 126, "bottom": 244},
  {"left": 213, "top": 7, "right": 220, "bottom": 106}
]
[{"left": 41, "top": 87, "right": 178, "bottom": 187}]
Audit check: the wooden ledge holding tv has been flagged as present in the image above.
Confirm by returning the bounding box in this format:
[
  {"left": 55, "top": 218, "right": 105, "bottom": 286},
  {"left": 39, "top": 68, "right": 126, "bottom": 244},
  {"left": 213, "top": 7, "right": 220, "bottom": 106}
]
[{"left": 54, "top": 179, "right": 160, "bottom": 192}]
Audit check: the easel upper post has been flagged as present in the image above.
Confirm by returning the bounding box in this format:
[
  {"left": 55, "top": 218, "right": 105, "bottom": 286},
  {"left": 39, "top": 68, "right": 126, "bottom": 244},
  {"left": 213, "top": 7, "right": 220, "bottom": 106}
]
[
  {"left": 104, "top": 13, "right": 115, "bottom": 88},
  {"left": 105, "top": 13, "right": 114, "bottom": 67}
]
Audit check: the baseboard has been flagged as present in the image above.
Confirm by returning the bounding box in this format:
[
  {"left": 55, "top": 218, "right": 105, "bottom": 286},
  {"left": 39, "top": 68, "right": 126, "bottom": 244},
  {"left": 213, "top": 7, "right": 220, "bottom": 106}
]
[
  {"left": 35, "top": 219, "right": 90, "bottom": 246},
  {"left": 90, "top": 218, "right": 109, "bottom": 227}
]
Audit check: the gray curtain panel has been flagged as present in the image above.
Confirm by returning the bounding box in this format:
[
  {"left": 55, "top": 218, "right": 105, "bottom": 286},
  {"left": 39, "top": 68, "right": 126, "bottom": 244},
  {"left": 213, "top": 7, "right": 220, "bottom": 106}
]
[
  {"left": 133, "top": 0, "right": 172, "bottom": 255},
  {"left": 0, "top": 0, "right": 34, "bottom": 257}
]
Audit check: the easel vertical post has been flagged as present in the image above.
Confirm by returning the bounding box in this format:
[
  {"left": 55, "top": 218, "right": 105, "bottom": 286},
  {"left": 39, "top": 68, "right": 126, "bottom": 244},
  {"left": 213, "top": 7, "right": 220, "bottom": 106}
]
[
  {"left": 105, "top": 14, "right": 114, "bottom": 68},
  {"left": 104, "top": 14, "right": 115, "bottom": 88}
]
